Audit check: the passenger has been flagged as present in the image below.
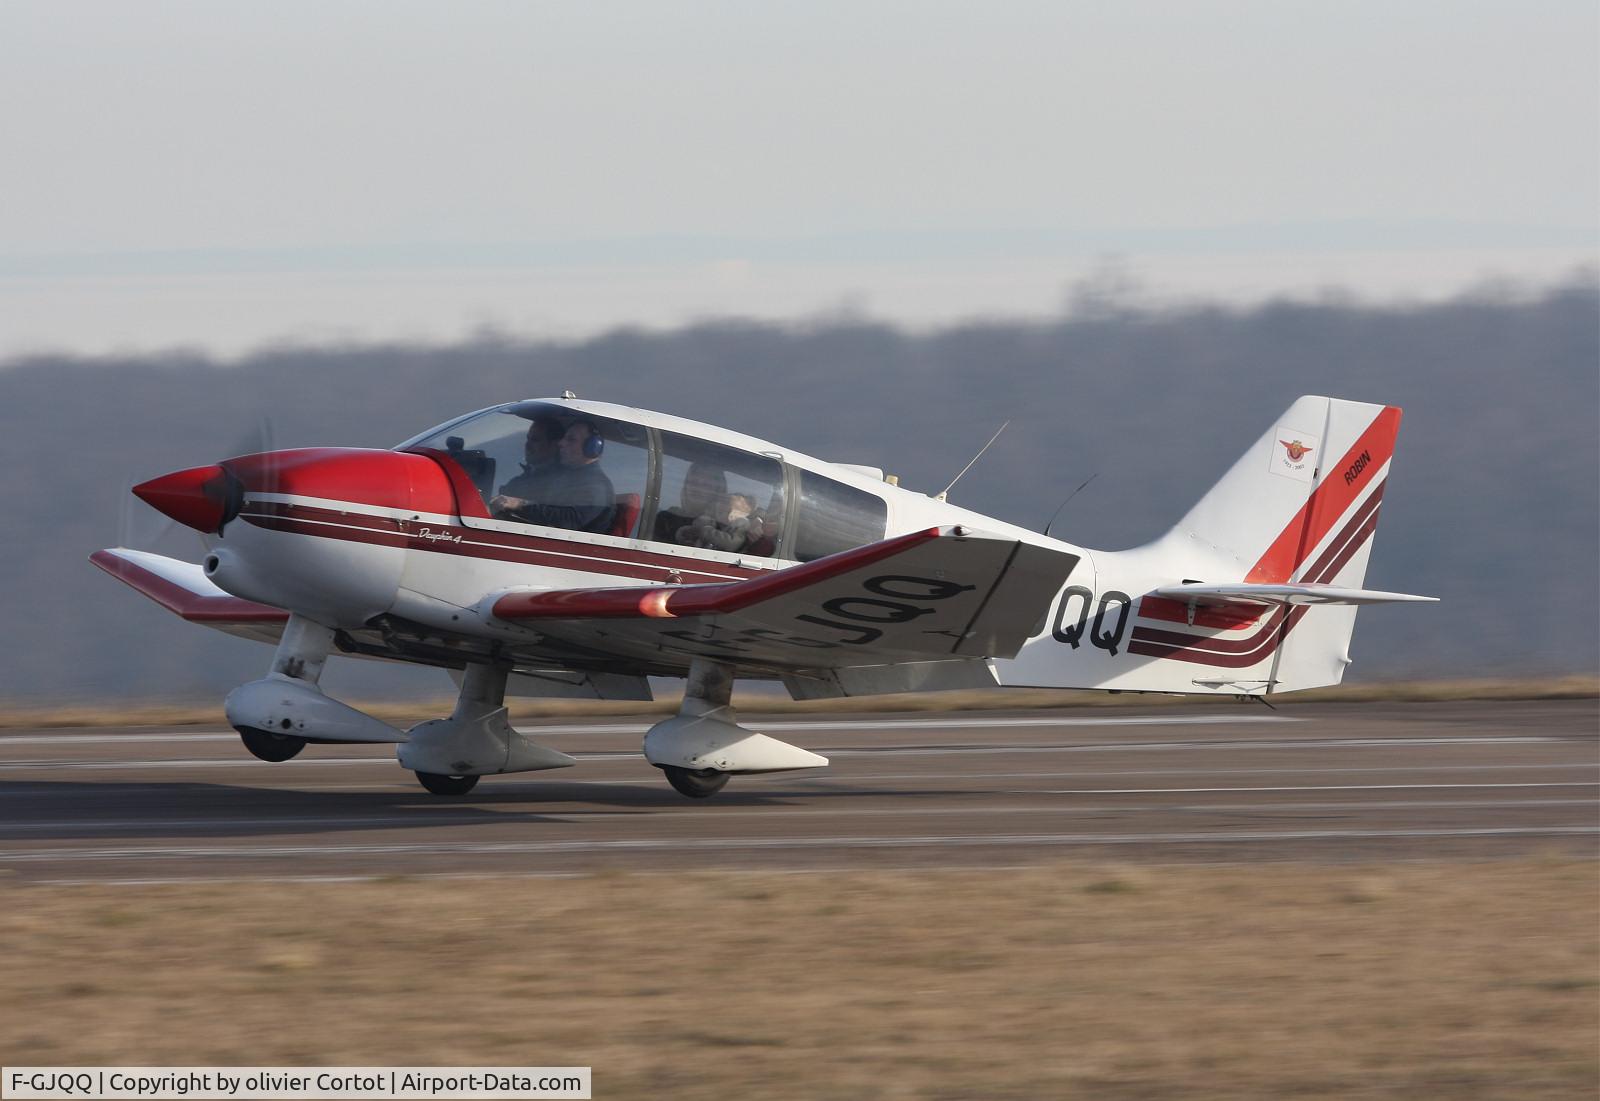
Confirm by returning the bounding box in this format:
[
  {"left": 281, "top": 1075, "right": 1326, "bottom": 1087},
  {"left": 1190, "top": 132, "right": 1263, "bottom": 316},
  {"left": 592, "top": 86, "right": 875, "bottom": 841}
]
[
  {"left": 490, "top": 421, "right": 615, "bottom": 533},
  {"left": 490, "top": 415, "right": 563, "bottom": 516},
  {"left": 680, "top": 492, "right": 768, "bottom": 553},
  {"left": 743, "top": 496, "right": 779, "bottom": 557},
  {"left": 654, "top": 463, "right": 727, "bottom": 544}
]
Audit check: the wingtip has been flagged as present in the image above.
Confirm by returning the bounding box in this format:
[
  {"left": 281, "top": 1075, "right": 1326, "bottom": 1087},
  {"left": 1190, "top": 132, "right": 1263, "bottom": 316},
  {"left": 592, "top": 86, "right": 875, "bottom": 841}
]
[{"left": 88, "top": 548, "right": 125, "bottom": 571}]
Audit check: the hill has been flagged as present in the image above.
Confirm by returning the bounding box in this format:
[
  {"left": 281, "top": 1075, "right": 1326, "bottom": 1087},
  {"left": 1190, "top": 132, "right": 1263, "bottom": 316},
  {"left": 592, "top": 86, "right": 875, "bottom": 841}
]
[{"left": 2, "top": 276, "right": 1594, "bottom": 701}]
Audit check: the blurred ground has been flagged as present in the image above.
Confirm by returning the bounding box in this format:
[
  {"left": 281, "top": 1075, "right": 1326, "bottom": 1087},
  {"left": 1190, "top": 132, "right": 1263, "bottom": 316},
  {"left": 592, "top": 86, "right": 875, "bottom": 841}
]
[
  {"left": 3, "top": 861, "right": 1595, "bottom": 1099},
  {"left": 4, "top": 696, "right": 1594, "bottom": 1097}
]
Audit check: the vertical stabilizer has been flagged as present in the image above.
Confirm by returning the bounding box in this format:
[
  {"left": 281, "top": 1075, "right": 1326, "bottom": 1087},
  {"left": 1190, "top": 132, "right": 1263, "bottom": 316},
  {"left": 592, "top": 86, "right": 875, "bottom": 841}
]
[
  {"left": 1154, "top": 395, "right": 1404, "bottom": 690},
  {"left": 997, "top": 395, "right": 1412, "bottom": 696}
]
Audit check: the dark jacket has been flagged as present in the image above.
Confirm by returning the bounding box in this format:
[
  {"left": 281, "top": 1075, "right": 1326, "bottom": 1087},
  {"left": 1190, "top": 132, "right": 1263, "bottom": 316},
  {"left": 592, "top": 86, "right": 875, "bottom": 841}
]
[{"left": 504, "top": 462, "right": 615, "bottom": 533}]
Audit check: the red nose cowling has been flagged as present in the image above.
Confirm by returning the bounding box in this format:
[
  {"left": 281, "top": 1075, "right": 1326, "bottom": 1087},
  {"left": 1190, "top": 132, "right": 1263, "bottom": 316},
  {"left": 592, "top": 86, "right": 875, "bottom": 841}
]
[
  {"left": 134, "top": 448, "right": 466, "bottom": 535},
  {"left": 132, "top": 464, "right": 242, "bottom": 533}
]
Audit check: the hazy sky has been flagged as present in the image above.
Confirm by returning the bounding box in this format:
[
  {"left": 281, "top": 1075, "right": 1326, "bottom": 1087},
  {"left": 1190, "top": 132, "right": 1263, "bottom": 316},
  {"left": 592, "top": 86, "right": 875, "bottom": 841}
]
[{"left": 2, "top": 0, "right": 1595, "bottom": 357}]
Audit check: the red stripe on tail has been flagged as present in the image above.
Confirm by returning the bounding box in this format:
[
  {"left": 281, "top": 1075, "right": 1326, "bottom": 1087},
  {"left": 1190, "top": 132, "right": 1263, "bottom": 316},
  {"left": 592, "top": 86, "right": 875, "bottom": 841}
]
[{"left": 1246, "top": 405, "right": 1401, "bottom": 583}]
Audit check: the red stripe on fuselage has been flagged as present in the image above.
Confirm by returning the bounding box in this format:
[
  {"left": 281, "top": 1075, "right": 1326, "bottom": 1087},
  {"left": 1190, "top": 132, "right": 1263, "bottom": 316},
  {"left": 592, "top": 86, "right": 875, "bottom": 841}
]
[
  {"left": 1127, "top": 481, "right": 1384, "bottom": 666},
  {"left": 240, "top": 502, "right": 764, "bottom": 584},
  {"left": 1135, "top": 597, "right": 1262, "bottom": 630},
  {"left": 1131, "top": 483, "right": 1385, "bottom": 654}
]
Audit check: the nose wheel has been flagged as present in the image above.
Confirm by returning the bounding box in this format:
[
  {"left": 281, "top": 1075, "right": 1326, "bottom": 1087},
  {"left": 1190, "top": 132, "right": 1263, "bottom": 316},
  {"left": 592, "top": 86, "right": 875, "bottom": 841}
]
[
  {"left": 415, "top": 771, "right": 480, "bottom": 796},
  {"left": 662, "top": 765, "right": 730, "bottom": 799}
]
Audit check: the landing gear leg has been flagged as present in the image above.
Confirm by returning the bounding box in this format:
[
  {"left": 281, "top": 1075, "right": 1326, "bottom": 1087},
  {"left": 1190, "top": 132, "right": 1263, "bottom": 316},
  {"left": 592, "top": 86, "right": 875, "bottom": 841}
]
[
  {"left": 398, "top": 663, "right": 577, "bottom": 794},
  {"left": 412, "top": 663, "right": 505, "bottom": 796},
  {"left": 643, "top": 659, "right": 828, "bottom": 799},
  {"left": 231, "top": 614, "right": 334, "bottom": 762}
]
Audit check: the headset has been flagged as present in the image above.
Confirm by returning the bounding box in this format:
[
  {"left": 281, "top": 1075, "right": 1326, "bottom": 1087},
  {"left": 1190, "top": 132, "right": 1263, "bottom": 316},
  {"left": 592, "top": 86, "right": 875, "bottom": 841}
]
[{"left": 573, "top": 420, "right": 605, "bottom": 459}]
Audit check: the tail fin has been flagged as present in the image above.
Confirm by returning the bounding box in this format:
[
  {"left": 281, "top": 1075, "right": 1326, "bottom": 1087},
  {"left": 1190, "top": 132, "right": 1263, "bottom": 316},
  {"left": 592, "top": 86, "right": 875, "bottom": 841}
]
[
  {"left": 1154, "top": 394, "right": 1408, "bottom": 690},
  {"left": 1161, "top": 396, "right": 1399, "bottom": 581},
  {"left": 997, "top": 396, "right": 1428, "bottom": 696}
]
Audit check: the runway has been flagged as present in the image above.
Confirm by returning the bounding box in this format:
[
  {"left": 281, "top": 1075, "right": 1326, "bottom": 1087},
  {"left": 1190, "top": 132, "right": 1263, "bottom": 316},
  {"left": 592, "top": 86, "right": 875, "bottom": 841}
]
[{"left": 2, "top": 699, "right": 1594, "bottom": 884}]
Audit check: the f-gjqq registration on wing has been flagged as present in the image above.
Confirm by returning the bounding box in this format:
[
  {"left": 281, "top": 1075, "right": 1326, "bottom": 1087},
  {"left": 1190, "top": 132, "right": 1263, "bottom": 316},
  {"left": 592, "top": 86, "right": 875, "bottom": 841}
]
[{"left": 93, "top": 394, "right": 1434, "bottom": 798}]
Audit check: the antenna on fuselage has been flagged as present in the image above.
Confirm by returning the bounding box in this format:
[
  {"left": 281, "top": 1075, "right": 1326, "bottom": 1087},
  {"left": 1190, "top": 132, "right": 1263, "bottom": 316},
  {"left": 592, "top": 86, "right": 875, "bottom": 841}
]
[
  {"left": 1042, "top": 472, "right": 1099, "bottom": 538},
  {"left": 935, "top": 420, "right": 1010, "bottom": 503}
]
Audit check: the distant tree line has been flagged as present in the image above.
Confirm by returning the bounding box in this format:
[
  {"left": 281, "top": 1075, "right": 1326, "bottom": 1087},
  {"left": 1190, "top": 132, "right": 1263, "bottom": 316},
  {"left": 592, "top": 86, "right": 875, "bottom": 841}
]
[{"left": 2, "top": 274, "right": 1594, "bottom": 700}]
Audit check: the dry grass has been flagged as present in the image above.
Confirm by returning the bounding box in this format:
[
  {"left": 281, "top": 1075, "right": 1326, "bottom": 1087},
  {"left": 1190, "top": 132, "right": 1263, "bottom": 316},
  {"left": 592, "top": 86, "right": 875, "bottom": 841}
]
[
  {"left": 2, "top": 675, "right": 1596, "bottom": 730},
  {"left": 2, "top": 861, "right": 1595, "bottom": 1099}
]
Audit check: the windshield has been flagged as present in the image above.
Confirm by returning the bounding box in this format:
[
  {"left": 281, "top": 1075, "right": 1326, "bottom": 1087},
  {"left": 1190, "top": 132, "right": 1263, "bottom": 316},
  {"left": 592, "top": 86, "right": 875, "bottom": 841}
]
[
  {"left": 402, "top": 402, "right": 888, "bottom": 559},
  {"left": 404, "top": 402, "right": 650, "bottom": 537}
]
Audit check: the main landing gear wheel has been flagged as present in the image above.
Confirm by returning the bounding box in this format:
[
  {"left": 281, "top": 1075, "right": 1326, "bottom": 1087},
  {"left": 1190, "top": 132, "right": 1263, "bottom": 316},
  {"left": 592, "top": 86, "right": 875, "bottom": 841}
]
[
  {"left": 663, "top": 766, "right": 730, "bottom": 799},
  {"left": 415, "top": 771, "right": 480, "bottom": 796},
  {"left": 237, "top": 726, "right": 306, "bottom": 762}
]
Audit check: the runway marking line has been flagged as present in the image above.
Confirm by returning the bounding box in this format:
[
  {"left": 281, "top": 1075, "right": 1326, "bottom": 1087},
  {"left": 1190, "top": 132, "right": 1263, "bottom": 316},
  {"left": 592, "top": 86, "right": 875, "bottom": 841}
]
[
  {"left": 0, "top": 736, "right": 1576, "bottom": 772},
  {"left": 2, "top": 798, "right": 1593, "bottom": 835},
  {"left": 1, "top": 765, "right": 1594, "bottom": 799},
  {"left": 2, "top": 825, "right": 1596, "bottom": 862}
]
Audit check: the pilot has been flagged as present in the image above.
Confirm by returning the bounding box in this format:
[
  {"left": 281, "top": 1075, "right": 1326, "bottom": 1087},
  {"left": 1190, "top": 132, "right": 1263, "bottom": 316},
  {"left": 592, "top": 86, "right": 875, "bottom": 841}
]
[
  {"left": 490, "top": 421, "right": 616, "bottom": 533},
  {"left": 490, "top": 415, "right": 563, "bottom": 515}
]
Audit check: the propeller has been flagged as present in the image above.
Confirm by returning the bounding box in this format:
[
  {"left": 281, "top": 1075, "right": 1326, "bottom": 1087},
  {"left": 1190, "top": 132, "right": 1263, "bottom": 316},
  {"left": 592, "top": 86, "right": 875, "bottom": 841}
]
[
  {"left": 116, "top": 467, "right": 179, "bottom": 551},
  {"left": 223, "top": 414, "right": 276, "bottom": 467},
  {"left": 115, "top": 415, "right": 277, "bottom": 552}
]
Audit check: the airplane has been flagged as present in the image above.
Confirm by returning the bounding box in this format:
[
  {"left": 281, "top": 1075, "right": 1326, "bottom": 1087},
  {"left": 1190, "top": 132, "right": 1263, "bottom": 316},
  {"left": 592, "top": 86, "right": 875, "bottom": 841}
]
[{"left": 92, "top": 393, "right": 1435, "bottom": 798}]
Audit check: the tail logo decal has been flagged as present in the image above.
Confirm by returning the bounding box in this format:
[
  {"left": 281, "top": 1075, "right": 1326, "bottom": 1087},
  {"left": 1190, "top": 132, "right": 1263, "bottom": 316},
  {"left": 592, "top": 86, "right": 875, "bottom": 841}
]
[{"left": 1270, "top": 426, "right": 1320, "bottom": 482}]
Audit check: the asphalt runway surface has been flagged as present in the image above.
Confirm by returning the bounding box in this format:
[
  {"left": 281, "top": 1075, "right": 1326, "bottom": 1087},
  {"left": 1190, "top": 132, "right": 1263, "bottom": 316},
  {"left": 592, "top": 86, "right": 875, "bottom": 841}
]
[{"left": 1, "top": 699, "right": 1595, "bottom": 884}]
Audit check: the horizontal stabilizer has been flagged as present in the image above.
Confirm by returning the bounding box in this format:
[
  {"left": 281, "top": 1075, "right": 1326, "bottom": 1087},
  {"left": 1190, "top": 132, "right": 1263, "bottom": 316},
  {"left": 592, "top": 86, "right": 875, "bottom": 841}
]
[{"left": 1151, "top": 582, "right": 1437, "bottom": 607}]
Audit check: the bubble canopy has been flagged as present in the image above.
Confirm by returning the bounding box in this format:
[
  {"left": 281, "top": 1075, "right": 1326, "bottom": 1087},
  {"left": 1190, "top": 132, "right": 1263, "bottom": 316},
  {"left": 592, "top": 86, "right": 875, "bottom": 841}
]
[{"left": 399, "top": 402, "right": 888, "bottom": 562}]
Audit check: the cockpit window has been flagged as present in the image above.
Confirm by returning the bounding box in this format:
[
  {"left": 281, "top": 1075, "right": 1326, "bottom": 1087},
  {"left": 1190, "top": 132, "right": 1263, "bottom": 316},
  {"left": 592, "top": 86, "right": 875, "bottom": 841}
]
[
  {"left": 404, "top": 403, "right": 648, "bottom": 537},
  {"left": 791, "top": 470, "right": 888, "bottom": 562},
  {"left": 402, "top": 403, "right": 888, "bottom": 559},
  {"left": 653, "top": 432, "right": 785, "bottom": 559}
]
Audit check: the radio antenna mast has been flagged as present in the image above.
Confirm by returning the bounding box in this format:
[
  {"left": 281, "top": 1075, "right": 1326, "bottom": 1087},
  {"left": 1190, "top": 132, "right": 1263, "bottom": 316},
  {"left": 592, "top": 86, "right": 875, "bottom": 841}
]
[
  {"left": 935, "top": 421, "right": 1010, "bottom": 502},
  {"left": 1043, "top": 472, "right": 1099, "bottom": 538}
]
